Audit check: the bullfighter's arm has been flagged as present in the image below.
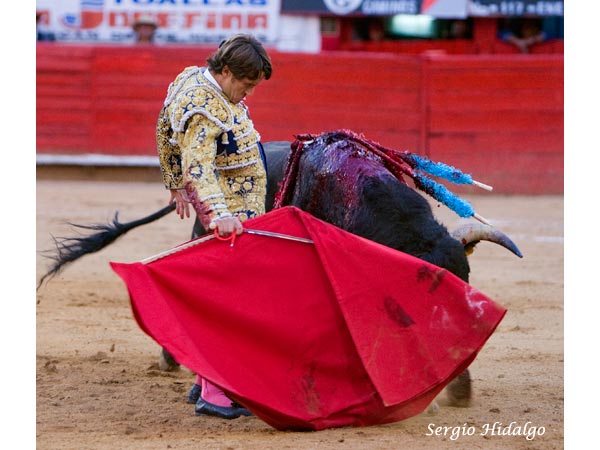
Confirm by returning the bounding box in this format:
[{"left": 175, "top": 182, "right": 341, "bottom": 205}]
[
  {"left": 179, "top": 114, "right": 232, "bottom": 229},
  {"left": 156, "top": 105, "right": 183, "bottom": 190}
]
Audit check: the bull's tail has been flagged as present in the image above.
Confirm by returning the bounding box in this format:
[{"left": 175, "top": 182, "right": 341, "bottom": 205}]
[{"left": 37, "top": 203, "right": 176, "bottom": 290}]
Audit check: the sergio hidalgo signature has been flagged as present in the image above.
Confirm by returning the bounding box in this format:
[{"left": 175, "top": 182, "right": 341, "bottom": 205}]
[{"left": 426, "top": 421, "right": 546, "bottom": 441}]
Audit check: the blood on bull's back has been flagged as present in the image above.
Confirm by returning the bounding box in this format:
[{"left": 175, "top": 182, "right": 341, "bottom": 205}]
[{"left": 273, "top": 137, "right": 472, "bottom": 283}]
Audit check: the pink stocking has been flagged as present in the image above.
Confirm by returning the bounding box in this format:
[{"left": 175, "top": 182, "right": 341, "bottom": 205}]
[{"left": 200, "top": 377, "right": 232, "bottom": 407}]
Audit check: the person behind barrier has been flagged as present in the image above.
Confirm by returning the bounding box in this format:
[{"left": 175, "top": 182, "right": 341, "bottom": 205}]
[
  {"left": 132, "top": 14, "right": 158, "bottom": 44},
  {"left": 36, "top": 11, "right": 56, "bottom": 42},
  {"left": 500, "top": 17, "right": 546, "bottom": 53},
  {"left": 155, "top": 33, "right": 273, "bottom": 419}
]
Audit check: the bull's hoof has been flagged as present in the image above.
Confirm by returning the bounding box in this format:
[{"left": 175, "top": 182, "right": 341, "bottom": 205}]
[
  {"left": 425, "top": 400, "right": 440, "bottom": 415},
  {"left": 446, "top": 369, "right": 472, "bottom": 407},
  {"left": 158, "top": 348, "right": 180, "bottom": 372},
  {"left": 187, "top": 383, "right": 202, "bottom": 404}
]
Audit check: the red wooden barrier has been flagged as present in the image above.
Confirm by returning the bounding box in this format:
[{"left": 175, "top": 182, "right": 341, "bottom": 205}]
[
  {"left": 36, "top": 44, "right": 563, "bottom": 194},
  {"left": 423, "top": 54, "right": 563, "bottom": 195}
]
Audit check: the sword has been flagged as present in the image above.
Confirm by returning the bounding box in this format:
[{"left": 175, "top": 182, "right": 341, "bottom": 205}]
[
  {"left": 141, "top": 228, "right": 313, "bottom": 264},
  {"left": 244, "top": 228, "right": 313, "bottom": 244}
]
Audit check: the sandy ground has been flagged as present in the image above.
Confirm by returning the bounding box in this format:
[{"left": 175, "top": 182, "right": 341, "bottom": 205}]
[{"left": 35, "top": 178, "right": 563, "bottom": 450}]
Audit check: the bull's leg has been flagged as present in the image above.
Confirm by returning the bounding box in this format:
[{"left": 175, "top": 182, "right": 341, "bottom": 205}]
[
  {"left": 425, "top": 400, "right": 440, "bottom": 415},
  {"left": 425, "top": 369, "right": 471, "bottom": 415},
  {"left": 191, "top": 216, "right": 207, "bottom": 239},
  {"left": 445, "top": 368, "right": 472, "bottom": 407},
  {"left": 158, "top": 347, "right": 180, "bottom": 372}
]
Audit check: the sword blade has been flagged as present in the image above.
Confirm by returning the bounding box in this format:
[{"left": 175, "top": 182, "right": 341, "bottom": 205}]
[
  {"left": 141, "top": 228, "right": 313, "bottom": 264},
  {"left": 244, "top": 228, "right": 314, "bottom": 244}
]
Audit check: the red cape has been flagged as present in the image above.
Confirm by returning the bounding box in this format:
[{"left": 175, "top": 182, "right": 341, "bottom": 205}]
[{"left": 111, "top": 206, "right": 506, "bottom": 431}]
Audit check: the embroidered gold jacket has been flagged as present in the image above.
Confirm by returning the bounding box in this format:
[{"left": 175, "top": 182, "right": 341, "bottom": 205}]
[{"left": 156, "top": 66, "right": 267, "bottom": 229}]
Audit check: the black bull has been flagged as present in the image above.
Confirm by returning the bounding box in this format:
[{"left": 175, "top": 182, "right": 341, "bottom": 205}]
[
  {"left": 193, "top": 140, "right": 520, "bottom": 284},
  {"left": 40, "top": 139, "right": 522, "bottom": 408}
]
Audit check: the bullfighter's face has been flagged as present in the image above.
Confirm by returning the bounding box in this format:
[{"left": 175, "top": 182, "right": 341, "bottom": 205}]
[{"left": 219, "top": 66, "right": 264, "bottom": 104}]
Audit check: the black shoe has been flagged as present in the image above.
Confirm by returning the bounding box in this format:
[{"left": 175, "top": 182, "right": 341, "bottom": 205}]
[
  {"left": 231, "top": 401, "right": 253, "bottom": 416},
  {"left": 195, "top": 399, "right": 251, "bottom": 419},
  {"left": 187, "top": 383, "right": 202, "bottom": 404}
]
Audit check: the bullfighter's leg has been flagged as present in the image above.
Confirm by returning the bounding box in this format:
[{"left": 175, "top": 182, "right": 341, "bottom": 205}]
[{"left": 195, "top": 376, "right": 252, "bottom": 419}]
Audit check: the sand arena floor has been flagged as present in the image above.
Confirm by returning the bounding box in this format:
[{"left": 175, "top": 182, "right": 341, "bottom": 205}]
[{"left": 36, "top": 178, "right": 563, "bottom": 450}]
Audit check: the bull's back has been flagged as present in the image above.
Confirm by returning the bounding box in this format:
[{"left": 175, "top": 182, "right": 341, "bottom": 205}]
[{"left": 289, "top": 142, "right": 471, "bottom": 281}]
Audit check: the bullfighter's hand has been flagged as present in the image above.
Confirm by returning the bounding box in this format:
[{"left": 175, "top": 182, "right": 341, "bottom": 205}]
[
  {"left": 169, "top": 189, "right": 191, "bottom": 220},
  {"left": 213, "top": 216, "right": 243, "bottom": 237}
]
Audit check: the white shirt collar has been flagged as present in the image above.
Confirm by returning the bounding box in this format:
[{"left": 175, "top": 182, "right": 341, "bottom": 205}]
[{"left": 203, "top": 68, "right": 222, "bottom": 91}]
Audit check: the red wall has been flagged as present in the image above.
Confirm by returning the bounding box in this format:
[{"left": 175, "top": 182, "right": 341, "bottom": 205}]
[{"left": 36, "top": 44, "right": 563, "bottom": 194}]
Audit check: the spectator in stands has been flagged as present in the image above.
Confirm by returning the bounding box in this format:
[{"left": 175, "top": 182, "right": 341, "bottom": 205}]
[
  {"left": 36, "top": 11, "right": 56, "bottom": 41},
  {"left": 352, "top": 17, "right": 387, "bottom": 42},
  {"left": 439, "top": 19, "right": 472, "bottom": 39},
  {"left": 448, "top": 19, "right": 471, "bottom": 39},
  {"left": 367, "top": 18, "right": 386, "bottom": 42},
  {"left": 500, "top": 18, "right": 546, "bottom": 53},
  {"left": 155, "top": 34, "right": 273, "bottom": 420},
  {"left": 132, "top": 14, "right": 158, "bottom": 44}
]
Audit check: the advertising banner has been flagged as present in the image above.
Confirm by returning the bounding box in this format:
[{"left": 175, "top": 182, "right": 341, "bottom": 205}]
[
  {"left": 281, "top": 0, "right": 562, "bottom": 16},
  {"left": 467, "top": 0, "right": 563, "bottom": 16},
  {"left": 36, "top": 0, "right": 281, "bottom": 44},
  {"left": 281, "top": 0, "right": 467, "bottom": 17}
]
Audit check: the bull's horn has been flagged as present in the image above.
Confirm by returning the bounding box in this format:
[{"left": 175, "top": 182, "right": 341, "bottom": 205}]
[{"left": 451, "top": 223, "right": 523, "bottom": 258}]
